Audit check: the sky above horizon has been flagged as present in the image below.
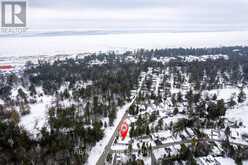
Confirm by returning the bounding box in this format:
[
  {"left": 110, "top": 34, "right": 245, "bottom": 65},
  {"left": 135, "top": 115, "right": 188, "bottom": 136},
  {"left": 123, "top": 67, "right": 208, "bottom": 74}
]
[{"left": 7, "top": 0, "right": 248, "bottom": 32}]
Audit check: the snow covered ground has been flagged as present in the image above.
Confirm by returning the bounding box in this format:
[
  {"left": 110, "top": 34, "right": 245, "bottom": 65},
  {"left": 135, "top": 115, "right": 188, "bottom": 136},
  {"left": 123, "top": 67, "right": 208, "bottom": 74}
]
[
  {"left": 87, "top": 72, "right": 147, "bottom": 165},
  {"left": 11, "top": 86, "right": 53, "bottom": 136},
  {"left": 86, "top": 101, "right": 134, "bottom": 165},
  {"left": 1, "top": 31, "right": 248, "bottom": 58},
  {"left": 19, "top": 96, "right": 52, "bottom": 136},
  {"left": 215, "top": 157, "right": 237, "bottom": 165}
]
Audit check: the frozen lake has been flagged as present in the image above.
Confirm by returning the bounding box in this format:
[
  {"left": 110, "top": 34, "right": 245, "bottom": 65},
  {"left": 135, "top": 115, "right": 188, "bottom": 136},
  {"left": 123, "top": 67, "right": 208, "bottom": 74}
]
[{"left": 0, "top": 31, "right": 248, "bottom": 58}]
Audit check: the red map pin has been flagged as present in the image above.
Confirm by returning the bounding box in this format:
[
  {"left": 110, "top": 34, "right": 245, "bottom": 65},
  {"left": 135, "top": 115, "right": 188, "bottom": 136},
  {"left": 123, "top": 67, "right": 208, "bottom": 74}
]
[{"left": 119, "top": 122, "right": 129, "bottom": 140}]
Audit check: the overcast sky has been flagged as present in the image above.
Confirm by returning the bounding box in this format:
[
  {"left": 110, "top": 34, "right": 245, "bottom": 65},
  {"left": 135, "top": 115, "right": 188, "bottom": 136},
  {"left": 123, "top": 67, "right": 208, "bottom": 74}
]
[{"left": 27, "top": 0, "right": 248, "bottom": 32}]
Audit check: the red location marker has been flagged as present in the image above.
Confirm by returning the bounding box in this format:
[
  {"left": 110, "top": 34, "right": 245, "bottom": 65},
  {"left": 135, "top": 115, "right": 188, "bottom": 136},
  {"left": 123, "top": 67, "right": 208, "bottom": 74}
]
[{"left": 119, "top": 122, "right": 129, "bottom": 140}]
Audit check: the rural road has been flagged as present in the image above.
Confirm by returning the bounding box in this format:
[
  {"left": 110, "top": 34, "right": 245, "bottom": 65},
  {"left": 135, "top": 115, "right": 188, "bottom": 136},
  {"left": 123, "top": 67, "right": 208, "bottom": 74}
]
[{"left": 96, "top": 73, "right": 147, "bottom": 165}]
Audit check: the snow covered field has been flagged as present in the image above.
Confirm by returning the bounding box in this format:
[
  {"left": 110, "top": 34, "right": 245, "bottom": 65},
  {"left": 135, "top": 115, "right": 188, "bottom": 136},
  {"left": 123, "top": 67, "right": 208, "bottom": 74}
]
[
  {"left": 19, "top": 96, "right": 52, "bottom": 135},
  {"left": 0, "top": 31, "right": 248, "bottom": 58}
]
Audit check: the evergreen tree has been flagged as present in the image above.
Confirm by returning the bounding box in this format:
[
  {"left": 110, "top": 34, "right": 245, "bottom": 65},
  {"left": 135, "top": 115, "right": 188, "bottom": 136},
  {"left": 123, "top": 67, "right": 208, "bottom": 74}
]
[{"left": 238, "top": 88, "right": 246, "bottom": 103}]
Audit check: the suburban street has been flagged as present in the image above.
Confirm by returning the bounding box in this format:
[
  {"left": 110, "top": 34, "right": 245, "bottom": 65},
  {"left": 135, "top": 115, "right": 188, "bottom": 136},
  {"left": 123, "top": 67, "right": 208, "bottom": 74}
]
[
  {"left": 95, "top": 68, "right": 248, "bottom": 164},
  {"left": 110, "top": 138, "right": 248, "bottom": 154}
]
